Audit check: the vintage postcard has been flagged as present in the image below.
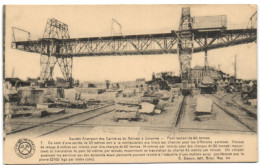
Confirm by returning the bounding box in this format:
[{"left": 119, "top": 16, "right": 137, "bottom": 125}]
[{"left": 3, "top": 5, "right": 257, "bottom": 164}]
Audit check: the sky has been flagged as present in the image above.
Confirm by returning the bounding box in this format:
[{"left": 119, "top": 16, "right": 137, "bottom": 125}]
[{"left": 4, "top": 5, "right": 257, "bottom": 82}]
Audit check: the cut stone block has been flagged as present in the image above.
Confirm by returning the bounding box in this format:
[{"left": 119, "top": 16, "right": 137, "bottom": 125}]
[
  {"left": 154, "top": 109, "right": 161, "bottom": 114},
  {"left": 115, "top": 105, "right": 139, "bottom": 112},
  {"left": 47, "top": 109, "right": 66, "bottom": 115},
  {"left": 7, "top": 113, "right": 31, "bottom": 118},
  {"left": 115, "top": 98, "right": 141, "bottom": 105},
  {"left": 139, "top": 102, "right": 155, "bottom": 114},
  {"left": 196, "top": 97, "right": 213, "bottom": 113},
  {"left": 32, "top": 110, "right": 49, "bottom": 118},
  {"left": 248, "top": 99, "right": 257, "bottom": 106},
  {"left": 18, "top": 89, "right": 44, "bottom": 105},
  {"left": 141, "top": 96, "right": 159, "bottom": 104},
  {"left": 37, "top": 103, "right": 55, "bottom": 109}
]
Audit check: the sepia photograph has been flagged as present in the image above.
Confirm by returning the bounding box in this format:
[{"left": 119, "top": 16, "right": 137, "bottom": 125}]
[{"left": 3, "top": 4, "right": 258, "bottom": 163}]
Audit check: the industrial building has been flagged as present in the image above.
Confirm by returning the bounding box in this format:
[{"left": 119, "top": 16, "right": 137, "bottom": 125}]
[{"left": 190, "top": 65, "right": 221, "bottom": 84}]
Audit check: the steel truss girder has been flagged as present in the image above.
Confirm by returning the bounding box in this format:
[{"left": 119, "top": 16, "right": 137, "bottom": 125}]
[
  {"left": 193, "top": 29, "right": 257, "bottom": 52},
  {"left": 12, "top": 28, "right": 256, "bottom": 57},
  {"left": 58, "top": 35, "right": 178, "bottom": 56}
]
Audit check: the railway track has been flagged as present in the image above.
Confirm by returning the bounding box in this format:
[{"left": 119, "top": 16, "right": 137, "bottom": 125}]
[
  {"left": 6, "top": 103, "right": 115, "bottom": 136},
  {"left": 231, "top": 94, "right": 257, "bottom": 118},
  {"left": 173, "top": 96, "right": 186, "bottom": 129},
  {"left": 203, "top": 94, "right": 257, "bottom": 133},
  {"left": 8, "top": 122, "right": 173, "bottom": 131},
  {"left": 38, "top": 106, "right": 115, "bottom": 137},
  {"left": 213, "top": 93, "right": 257, "bottom": 119}
]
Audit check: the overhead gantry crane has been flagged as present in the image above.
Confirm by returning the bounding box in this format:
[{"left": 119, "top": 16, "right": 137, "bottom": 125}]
[{"left": 11, "top": 7, "right": 257, "bottom": 87}]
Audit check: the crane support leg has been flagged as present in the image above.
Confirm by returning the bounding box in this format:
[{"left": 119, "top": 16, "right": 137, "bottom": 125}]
[
  {"left": 40, "top": 54, "right": 57, "bottom": 81},
  {"left": 57, "top": 56, "right": 73, "bottom": 84},
  {"left": 40, "top": 54, "right": 73, "bottom": 85},
  {"left": 40, "top": 18, "right": 73, "bottom": 85},
  {"left": 177, "top": 7, "right": 194, "bottom": 81}
]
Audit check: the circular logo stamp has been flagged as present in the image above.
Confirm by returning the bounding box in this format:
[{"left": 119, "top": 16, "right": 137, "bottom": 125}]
[{"left": 14, "top": 138, "right": 35, "bottom": 159}]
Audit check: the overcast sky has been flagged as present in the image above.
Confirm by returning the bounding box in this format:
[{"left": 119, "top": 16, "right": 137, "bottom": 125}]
[{"left": 5, "top": 5, "right": 257, "bottom": 82}]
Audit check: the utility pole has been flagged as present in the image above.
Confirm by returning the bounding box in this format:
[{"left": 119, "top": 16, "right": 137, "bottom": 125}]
[
  {"left": 203, "top": 32, "right": 210, "bottom": 77},
  {"left": 234, "top": 54, "right": 237, "bottom": 79},
  {"left": 12, "top": 68, "right": 14, "bottom": 78}
]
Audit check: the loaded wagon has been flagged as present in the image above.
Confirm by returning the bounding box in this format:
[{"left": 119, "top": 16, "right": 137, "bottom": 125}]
[
  {"left": 192, "top": 15, "right": 227, "bottom": 30},
  {"left": 181, "top": 80, "right": 191, "bottom": 96},
  {"left": 199, "top": 76, "right": 217, "bottom": 94},
  {"left": 113, "top": 98, "right": 141, "bottom": 122}
]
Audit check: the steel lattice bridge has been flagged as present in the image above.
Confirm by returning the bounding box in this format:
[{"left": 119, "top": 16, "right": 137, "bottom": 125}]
[{"left": 11, "top": 7, "right": 257, "bottom": 84}]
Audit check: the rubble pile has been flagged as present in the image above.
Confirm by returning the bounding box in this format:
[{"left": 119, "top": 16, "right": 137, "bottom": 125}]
[
  {"left": 112, "top": 83, "right": 180, "bottom": 122},
  {"left": 4, "top": 85, "right": 112, "bottom": 119},
  {"left": 4, "top": 80, "right": 184, "bottom": 121}
]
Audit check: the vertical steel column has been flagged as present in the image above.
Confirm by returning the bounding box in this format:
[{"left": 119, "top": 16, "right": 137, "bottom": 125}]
[
  {"left": 203, "top": 32, "right": 210, "bottom": 77},
  {"left": 177, "top": 7, "right": 194, "bottom": 81},
  {"left": 40, "top": 39, "right": 57, "bottom": 81}
]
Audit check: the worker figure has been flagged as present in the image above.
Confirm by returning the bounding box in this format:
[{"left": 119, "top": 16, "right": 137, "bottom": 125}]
[
  {"left": 190, "top": 88, "right": 193, "bottom": 98},
  {"left": 214, "top": 84, "right": 218, "bottom": 92},
  {"left": 106, "top": 81, "right": 110, "bottom": 89},
  {"left": 140, "top": 84, "right": 144, "bottom": 92},
  {"left": 151, "top": 86, "right": 154, "bottom": 91},
  {"left": 15, "top": 81, "right": 19, "bottom": 91},
  {"left": 116, "top": 82, "right": 120, "bottom": 89},
  {"left": 195, "top": 81, "right": 198, "bottom": 89}
]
